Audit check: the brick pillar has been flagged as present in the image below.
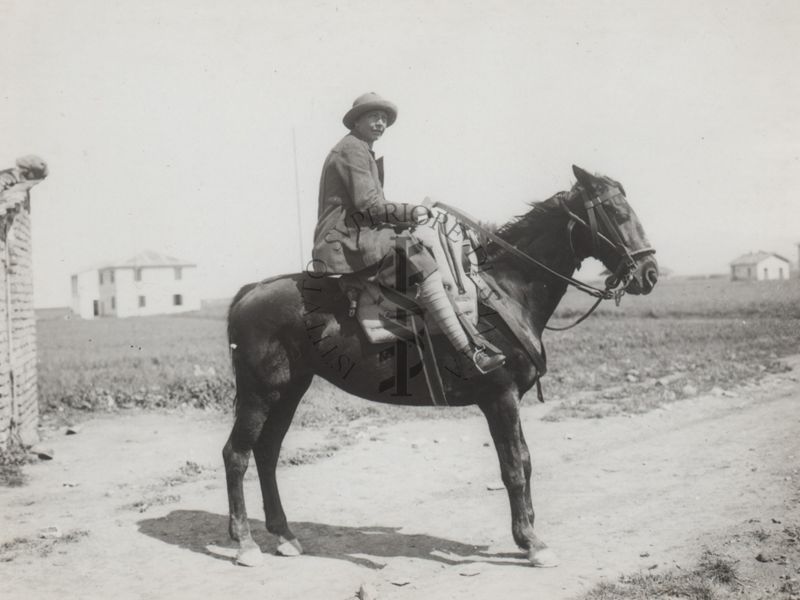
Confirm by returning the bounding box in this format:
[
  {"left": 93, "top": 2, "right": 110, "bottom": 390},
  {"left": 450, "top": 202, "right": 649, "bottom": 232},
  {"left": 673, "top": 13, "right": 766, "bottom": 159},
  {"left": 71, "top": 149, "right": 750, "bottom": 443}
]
[
  {"left": 0, "top": 167, "right": 45, "bottom": 449},
  {"left": 0, "top": 225, "right": 9, "bottom": 446},
  {"left": 8, "top": 201, "right": 39, "bottom": 446}
]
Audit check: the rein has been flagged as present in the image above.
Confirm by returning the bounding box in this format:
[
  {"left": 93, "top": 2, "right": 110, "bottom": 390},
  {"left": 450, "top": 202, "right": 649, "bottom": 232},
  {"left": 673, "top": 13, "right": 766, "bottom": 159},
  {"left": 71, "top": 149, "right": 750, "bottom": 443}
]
[
  {"left": 433, "top": 186, "right": 649, "bottom": 331},
  {"left": 432, "top": 201, "right": 615, "bottom": 300}
]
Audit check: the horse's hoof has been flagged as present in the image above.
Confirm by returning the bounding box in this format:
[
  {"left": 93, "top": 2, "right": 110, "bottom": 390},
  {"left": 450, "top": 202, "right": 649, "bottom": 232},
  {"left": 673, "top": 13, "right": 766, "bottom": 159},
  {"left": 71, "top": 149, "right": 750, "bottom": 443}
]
[
  {"left": 528, "top": 547, "right": 559, "bottom": 568},
  {"left": 276, "top": 536, "right": 303, "bottom": 557},
  {"left": 235, "top": 544, "right": 264, "bottom": 567}
]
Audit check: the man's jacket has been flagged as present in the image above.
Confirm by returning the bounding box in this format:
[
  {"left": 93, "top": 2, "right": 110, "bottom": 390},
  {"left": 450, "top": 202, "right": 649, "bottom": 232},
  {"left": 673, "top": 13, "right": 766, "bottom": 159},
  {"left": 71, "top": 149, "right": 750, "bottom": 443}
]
[{"left": 312, "top": 132, "right": 421, "bottom": 274}]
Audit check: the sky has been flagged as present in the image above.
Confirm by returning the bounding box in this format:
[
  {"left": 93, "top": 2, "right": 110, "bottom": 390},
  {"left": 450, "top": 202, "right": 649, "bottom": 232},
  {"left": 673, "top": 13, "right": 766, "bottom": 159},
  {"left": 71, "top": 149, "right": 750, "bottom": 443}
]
[{"left": 2, "top": 0, "right": 799, "bottom": 307}]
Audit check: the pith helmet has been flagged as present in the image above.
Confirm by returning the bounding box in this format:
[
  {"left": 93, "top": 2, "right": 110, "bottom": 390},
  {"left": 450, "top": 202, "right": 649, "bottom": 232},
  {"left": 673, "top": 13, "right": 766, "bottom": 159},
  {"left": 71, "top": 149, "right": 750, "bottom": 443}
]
[{"left": 343, "top": 92, "right": 398, "bottom": 129}]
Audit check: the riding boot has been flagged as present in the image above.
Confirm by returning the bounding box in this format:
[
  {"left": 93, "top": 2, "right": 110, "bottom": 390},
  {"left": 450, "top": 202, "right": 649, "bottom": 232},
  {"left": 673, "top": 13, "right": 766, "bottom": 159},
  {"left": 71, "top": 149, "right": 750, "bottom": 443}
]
[{"left": 416, "top": 272, "right": 506, "bottom": 374}]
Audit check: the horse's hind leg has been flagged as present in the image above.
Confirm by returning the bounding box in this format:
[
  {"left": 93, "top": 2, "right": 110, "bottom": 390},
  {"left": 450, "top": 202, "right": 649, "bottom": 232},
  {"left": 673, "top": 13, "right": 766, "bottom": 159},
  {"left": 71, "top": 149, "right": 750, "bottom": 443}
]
[
  {"left": 479, "top": 393, "right": 558, "bottom": 567},
  {"left": 222, "top": 400, "right": 268, "bottom": 566},
  {"left": 252, "top": 374, "right": 312, "bottom": 557}
]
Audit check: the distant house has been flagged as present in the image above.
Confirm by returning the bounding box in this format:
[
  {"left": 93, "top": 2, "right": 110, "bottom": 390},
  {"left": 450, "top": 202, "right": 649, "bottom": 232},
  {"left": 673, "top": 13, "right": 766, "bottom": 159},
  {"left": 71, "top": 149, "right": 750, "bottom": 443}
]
[
  {"left": 730, "top": 251, "right": 791, "bottom": 282},
  {"left": 71, "top": 250, "right": 200, "bottom": 318},
  {"left": 797, "top": 243, "right": 800, "bottom": 278}
]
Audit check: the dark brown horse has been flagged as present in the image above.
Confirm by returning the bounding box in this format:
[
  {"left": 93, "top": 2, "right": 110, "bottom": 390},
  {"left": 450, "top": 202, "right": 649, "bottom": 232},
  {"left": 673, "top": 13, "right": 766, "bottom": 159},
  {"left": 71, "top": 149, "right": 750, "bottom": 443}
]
[{"left": 223, "top": 166, "right": 658, "bottom": 567}]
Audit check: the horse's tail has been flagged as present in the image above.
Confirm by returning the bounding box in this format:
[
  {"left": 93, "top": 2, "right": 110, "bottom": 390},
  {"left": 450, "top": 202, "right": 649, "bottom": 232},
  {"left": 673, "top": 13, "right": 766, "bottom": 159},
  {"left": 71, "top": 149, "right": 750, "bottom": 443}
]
[
  {"left": 227, "top": 282, "right": 257, "bottom": 345},
  {"left": 227, "top": 282, "right": 259, "bottom": 414},
  {"left": 226, "top": 274, "right": 302, "bottom": 414}
]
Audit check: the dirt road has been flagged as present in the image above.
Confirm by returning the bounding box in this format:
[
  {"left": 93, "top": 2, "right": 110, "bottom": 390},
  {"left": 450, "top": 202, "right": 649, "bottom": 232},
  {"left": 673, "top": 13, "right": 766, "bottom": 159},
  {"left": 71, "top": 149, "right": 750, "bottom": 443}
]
[{"left": 2, "top": 357, "right": 799, "bottom": 600}]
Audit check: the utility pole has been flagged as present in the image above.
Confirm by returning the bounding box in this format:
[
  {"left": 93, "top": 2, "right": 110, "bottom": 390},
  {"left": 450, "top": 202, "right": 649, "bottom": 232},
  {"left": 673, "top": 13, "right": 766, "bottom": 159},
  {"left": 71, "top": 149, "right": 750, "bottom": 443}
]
[{"left": 292, "top": 128, "right": 304, "bottom": 271}]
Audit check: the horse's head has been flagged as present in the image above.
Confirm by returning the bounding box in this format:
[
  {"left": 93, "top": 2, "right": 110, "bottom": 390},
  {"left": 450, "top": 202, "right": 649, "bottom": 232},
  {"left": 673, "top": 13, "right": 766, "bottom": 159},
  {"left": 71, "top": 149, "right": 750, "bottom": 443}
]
[{"left": 565, "top": 165, "right": 658, "bottom": 295}]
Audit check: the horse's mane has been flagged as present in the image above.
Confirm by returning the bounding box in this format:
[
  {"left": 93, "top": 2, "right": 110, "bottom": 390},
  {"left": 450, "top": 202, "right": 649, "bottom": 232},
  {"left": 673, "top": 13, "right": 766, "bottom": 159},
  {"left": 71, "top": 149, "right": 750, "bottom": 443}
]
[
  {"left": 490, "top": 191, "right": 570, "bottom": 251},
  {"left": 490, "top": 173, "right": 624, "bottom": 252}
]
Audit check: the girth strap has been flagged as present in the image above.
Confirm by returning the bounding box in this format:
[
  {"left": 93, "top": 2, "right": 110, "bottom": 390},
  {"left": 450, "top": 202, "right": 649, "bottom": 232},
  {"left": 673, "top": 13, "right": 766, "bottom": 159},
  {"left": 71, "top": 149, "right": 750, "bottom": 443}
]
[{"left": 467, "top": 269, "right": 547, "bottom": 376}]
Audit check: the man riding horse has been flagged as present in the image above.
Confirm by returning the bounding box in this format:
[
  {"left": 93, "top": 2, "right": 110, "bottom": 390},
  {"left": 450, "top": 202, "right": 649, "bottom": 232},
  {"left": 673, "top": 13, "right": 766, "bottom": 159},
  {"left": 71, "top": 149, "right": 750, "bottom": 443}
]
[
  {"left": 226, "top": 115, "right": 658, "bottom": 566},
  {"left": 312, "top": 92, "right": 506, "bottom": 374}
]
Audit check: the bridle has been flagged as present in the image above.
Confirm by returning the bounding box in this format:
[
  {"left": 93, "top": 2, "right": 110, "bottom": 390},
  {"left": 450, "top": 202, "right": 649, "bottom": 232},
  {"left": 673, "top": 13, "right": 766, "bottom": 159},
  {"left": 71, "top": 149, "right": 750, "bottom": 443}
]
[
  {"left": 544, "top": 184, "right": 654, "bottom": 330},
  {"left": 564, "top": 185, "right": 655, "bottom": 290},
  {"left": 433, "top": 182, "right": 654, "bottom": 331}
]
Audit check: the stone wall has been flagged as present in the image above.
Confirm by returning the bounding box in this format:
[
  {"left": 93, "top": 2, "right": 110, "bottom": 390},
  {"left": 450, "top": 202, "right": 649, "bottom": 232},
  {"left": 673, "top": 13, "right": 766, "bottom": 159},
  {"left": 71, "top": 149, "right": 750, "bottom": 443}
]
[{"left": 0, "top": 158, "right": 46, "bottom": 448}]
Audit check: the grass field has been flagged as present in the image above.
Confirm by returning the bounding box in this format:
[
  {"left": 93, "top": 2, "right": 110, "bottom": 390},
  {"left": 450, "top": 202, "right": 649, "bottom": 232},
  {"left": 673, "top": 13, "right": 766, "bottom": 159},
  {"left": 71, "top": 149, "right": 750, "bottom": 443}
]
[
  {"left": 34, "top": 277, "right": 800, "bottom": 427},
  {"left": 554, "top": 274, "right": 800, "bottom": 319}
]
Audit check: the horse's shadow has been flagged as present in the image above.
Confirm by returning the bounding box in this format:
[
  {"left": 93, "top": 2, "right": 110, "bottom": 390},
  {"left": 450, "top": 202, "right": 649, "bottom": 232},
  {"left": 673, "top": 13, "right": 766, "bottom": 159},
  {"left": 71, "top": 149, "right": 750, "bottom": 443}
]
[{"left": 138, "top": 510, "right": 527, "bottom": 569}]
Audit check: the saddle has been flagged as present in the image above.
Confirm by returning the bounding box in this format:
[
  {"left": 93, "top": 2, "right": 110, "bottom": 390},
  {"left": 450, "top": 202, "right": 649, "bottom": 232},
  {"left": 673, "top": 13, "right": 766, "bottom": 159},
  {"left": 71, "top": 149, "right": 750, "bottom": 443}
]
[
  {"left": 342, "top": 210, "right": 484, "bottom": 346},
  {"left": 339, "top": 207, "right": 547, "bottom": 404}
]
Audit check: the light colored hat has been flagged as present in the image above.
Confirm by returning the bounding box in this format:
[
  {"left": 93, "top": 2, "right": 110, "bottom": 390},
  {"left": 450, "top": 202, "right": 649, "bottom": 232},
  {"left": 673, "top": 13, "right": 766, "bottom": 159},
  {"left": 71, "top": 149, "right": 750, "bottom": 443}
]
[
  {"left": 16, "top": 155, "right": 48, "bottom": 179},
  {"left": 343, "top": 92, "right": 398, "bottom": 129}
]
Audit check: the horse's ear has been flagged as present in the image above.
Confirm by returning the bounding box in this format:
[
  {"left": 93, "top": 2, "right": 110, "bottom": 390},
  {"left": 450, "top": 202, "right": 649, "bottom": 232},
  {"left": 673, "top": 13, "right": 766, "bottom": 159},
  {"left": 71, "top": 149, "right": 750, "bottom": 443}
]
[{"left": 572, "top": 165, "right": 593, "bottom": 185}]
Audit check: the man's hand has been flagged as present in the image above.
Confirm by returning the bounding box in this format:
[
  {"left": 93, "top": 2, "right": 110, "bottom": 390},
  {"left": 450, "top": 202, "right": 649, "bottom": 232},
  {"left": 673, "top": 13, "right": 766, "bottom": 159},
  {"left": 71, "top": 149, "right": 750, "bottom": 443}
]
[{"left": 413, "top": 199, "right": 434, "bottom": 224}]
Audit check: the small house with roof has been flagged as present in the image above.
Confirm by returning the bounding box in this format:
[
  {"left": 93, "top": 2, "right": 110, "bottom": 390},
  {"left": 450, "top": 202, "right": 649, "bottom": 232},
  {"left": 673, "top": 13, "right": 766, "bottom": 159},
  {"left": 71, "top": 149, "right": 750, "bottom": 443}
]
[
  {"left": 730, "top": 251, "right": 791, "bottom": 282},
  {"left": 797, "top": 243, "right": 800, "bottom": 277},
  {"left": 71, "top": 250, "right": 199, "bottom": 318}
]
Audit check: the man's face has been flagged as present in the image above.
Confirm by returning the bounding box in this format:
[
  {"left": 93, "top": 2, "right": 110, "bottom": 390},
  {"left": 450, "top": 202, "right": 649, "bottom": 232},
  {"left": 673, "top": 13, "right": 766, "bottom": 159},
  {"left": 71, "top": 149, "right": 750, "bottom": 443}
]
[{"left": 353, "top": 110, "right": 389, "bottom": 144}]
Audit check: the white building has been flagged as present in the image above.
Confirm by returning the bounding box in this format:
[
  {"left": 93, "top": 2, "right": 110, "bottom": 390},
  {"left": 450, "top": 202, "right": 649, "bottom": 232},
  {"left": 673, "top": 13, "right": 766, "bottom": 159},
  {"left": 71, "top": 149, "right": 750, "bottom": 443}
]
[
  {"left": 71, "top": 250, "right": 200, "bottom": 318},
  {"left": 71, "top": 269, "right": 101, "bottom": 318},
  {"left": 730, "top": 251, "right": 791, "bottom": 282},
  {"left": 797, "top": 243, "right": 800, "bottom": 277}
]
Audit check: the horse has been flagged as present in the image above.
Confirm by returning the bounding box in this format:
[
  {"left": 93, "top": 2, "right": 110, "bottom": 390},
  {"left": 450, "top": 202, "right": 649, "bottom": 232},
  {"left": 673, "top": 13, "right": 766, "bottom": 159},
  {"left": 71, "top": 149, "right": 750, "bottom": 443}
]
[{"left": 223, "top": 165, "right": 658, "bottom": 568}]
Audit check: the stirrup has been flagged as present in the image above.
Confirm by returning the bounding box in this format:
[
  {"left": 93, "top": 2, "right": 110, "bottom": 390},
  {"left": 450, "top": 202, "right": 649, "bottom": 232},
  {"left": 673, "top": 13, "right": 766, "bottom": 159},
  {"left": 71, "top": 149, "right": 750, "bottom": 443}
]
[{"left": 472, "top": 347, "right": 506, "bottom": 375}]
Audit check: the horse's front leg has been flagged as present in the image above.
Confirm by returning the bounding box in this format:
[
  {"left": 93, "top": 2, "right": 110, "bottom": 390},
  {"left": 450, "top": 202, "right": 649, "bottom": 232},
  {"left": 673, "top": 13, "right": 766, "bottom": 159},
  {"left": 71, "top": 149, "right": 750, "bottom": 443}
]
[
  {"left": 518, "top": 421, "right": 535, "bottom": 525},
  {"left": 479, "top": 394, "right": 558, "bottom": 567}
]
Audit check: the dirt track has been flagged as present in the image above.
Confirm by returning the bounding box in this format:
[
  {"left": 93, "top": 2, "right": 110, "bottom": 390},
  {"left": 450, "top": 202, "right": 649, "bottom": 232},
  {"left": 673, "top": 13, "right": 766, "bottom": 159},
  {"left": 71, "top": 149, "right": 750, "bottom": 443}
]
[{"left": 2, "top": 357, "right": 799, "bottom": 600}]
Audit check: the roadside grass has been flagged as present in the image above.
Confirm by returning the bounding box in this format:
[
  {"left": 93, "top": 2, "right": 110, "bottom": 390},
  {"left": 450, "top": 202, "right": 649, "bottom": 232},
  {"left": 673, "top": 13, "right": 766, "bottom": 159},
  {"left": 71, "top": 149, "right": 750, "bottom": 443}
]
[
  {"left": 536, "top": 276, "right": 800, "bottom": 419},
  {"left": 540, "top": 316, "right": 797, "bottom": 420},
  {"left": 0, "top": 529, "right": 90, "bottom": 562},
  {"left": 554, "top": 276, "right": 800, "bottom": 320},
  {"left": 36, "top": 313, "right": 232, "bottom": 417},
  {"left": 279, "top": 441, "right": 344, "bottom": 466},
  {"left": 581, "top": 516, "right": 800, "bottom": 600},
  {"left": 35, "top": 278, "right": 800, "bottom": 427},
  {"left": 122, "top": 494, "right": 182, "bottom": 514},
  {"left": 119, "top": 460, "right": 213, "bottom": 513},
  {"left": 116, "top": 449, "right": 346, "bottom": 514},
  {"left": 585, "top": 567, "right": 725, "bottom": 600},
  {"left": 0, "top": 438, "right": 34, "bottom": 487}
]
